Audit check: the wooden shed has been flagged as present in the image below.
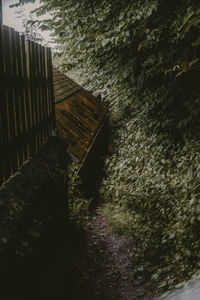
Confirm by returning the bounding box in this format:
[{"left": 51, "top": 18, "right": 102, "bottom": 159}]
[{"left": 53, "top": 68, "right": 108, "bottom": 162}]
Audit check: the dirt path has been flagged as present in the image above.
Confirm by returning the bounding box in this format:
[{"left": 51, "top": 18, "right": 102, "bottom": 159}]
[
  {"left": 72, "top": 206, "right": 155, "bottom": 300},
  {"left": 5, "top": 204, "right": 155, "bottom": 299}
]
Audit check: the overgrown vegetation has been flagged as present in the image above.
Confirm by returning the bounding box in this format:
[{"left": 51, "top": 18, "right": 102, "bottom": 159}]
[
  {"left": 17, "top": 0, "right": 200, "bottom": 294},
  {"left": 0, "top": 135, "right": 69, "bottom": 259},
  {"left": 68, "top": 163, "right": 92, "bottom": 227}
]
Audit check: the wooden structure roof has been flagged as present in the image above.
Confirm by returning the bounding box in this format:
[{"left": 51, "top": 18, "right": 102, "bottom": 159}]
[{"left": 53, "top": 68, "right": 108, "bottom": 162}]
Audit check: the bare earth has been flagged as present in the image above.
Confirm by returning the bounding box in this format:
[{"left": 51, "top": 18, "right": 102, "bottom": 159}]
[{"left": 72, "top": 206, "right": 155, "bottom": 300}]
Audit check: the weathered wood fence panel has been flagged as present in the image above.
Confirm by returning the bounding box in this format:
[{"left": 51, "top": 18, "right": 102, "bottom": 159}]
[{"left": 0, "top": 25, "right": 55, "bottom": 185}]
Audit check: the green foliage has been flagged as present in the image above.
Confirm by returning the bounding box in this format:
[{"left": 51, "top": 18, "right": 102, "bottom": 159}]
[
  {"left": 21, "top": 0, "right": 200, "bottom": 294},
  {"left": 177, "top": 5, "right": 200, "bottom": 46},
  {"left": 101, "top": 132, "right": 200, "bottom": 292},
  {"left": 68, "top": 163, "right": 91, "bottom": 227}
]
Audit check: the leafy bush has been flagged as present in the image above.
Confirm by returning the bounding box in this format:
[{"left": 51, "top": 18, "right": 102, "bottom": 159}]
[
  {"left": 101, "top": 126, "right": 200, "bottom": 291},
  {"left": 21, "top": 0, "right": 200, "bottom": 293}
]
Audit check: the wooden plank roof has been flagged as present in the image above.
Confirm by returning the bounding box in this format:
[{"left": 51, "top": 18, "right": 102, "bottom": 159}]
[
  {"left": 53, "top": 68, "right": 108, "bottom": 162},
  {"left": 53, "top": 68, "right": 82, "bottom": 103}
]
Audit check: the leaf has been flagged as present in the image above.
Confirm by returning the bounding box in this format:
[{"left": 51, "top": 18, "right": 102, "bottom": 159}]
[
  {"left": 98, "top": 16, "right": 104, "bottom": 21},
  {"left": 178, "top": 8, "right": 195, "bottom": 32},
  {"left": 158, "top": 281, "right": 168, "bottom": 288},
  {"left": 102, "top": 39, "right": 110, "bottom": 47},
  {"left": 151, "top": 273, "right": 159, "bottom": 281},
  {"left": 192, "top": 36, "right": 200, "bottom": 47},
  {"left": 137, "top": 42, "right": 143, "bottom": 52},
  {"left": 180, "top": 61, "right": 189, "bottom": 72},
  {"left": 185, "top": 16, "right": 200, "bottom": 32}
]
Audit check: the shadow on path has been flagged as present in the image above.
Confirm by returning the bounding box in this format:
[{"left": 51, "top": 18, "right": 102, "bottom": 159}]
[{"left": 2, "top": 205, "right": 155, "bottom": 300}]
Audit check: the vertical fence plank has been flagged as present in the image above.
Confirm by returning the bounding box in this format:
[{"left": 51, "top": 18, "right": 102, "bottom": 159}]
[
  {"left": 35, "top": 43, "right": 42, "bottom": 146},
  {"left": 31, "top": 40, "right": 37, "bottom": 154},
  {"left": 0, "top": 25, "right": 4, "bottom": 184},
  {"left": 25, "top": 40, "right": 32, "bottom": 158},
  {"left": 44, "top": 47, "right": 51, "bottom": 134},
  {"left": 13, "top": 29, "right": 24, "bottom": 169},
  {"left": 39, "top": 44, "right": 45, "bottom": 142},
  {"left": 1, "top": 26, "right": 13, "bottom": 180},
  {"left": 9, "top": 28, "right": 19, "bottom": 174},
  {"left": 26, "top": 40, "right": 35, "bottom": 156},
  {"left": 41, "top": 45, "right": 48, "bottom": 140},
  {"left": 34, "top": 42, "right": 40, "bottom": 149},
  {"left": 19, "top": 34, "right": 28, "bottom": 161},
  {"left": 47, "top": 47, "right": 56, "bottom": 132},
  {"left": 16, "top": 32, "right": 25, "bottom": 163},
  {"left": 32, "top": 41, "right": 40, "bottom": 151}
]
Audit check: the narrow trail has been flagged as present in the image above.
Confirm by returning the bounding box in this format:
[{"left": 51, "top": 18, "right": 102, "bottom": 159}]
[
  {"left": 5, "top": 204, "right": 156, "bottom": 299},
  {"left": 72, "top": 205, "right": 155, "bottom": 300}
]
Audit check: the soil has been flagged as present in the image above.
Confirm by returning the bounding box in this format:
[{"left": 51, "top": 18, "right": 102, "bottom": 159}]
[{"left": 70, "top": 205, "right": 156, "bottom": 300}]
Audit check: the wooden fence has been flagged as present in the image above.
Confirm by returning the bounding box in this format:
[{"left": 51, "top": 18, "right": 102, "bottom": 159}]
[{"left": 0, "top": 25, "right": 55, "bottom": 185}]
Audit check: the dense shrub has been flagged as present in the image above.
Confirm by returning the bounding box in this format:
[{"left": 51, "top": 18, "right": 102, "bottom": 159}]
[{"left": 19, "top": 0, "right": 200, "bottom": 293}]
